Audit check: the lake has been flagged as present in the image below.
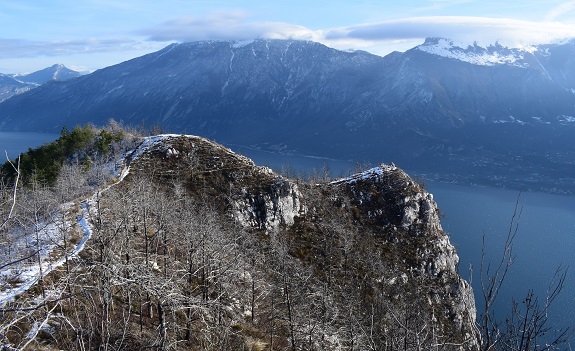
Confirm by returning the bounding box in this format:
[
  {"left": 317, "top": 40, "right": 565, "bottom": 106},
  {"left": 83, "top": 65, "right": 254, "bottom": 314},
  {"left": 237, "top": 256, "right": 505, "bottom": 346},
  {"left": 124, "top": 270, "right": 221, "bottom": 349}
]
[
  {"left": 0, "top": 131, "right": 59, "bottom": 159},
  {"left": 428, "top": 181, "right": 575, "bottom": 330}
]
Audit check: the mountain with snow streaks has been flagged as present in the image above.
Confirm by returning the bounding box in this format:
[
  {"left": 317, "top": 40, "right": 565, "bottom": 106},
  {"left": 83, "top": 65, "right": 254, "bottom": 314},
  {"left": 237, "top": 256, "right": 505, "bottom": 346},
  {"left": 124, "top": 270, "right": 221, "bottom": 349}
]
[
  {"left": 0, "top": 74, "right": 32, "bottom": 102},
  {"left": 0, "top": 39, "right": 574, "bottom": 193}
]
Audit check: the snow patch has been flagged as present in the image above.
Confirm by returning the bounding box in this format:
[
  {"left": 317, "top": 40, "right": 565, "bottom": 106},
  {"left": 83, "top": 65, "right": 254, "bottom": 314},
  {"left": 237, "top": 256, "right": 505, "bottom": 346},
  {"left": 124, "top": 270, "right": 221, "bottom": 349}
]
[
  {"left": 0, "top": 201, "right": 94, "bottom": 306},
  {"left": 558, "top": 115, "right": 575, "bottom": 124},
  {"left": 330, "top": 164, "right": 398, "bottom": 185},
  {"left": 232, "top": 40, "right": 255, "bottom": 48},
  {"left": 105, "top": 85, "right": 124, "bottom": 95},
  {"left": 532, "top": 116, "right": 551, "bottom": 125},
  {"left": 493, "top": 116, "right": 527, "bottom": 125}
]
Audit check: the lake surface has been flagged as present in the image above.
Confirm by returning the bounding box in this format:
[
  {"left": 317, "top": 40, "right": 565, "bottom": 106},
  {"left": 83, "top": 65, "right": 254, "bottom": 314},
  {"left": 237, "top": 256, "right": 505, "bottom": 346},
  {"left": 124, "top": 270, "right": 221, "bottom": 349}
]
[
  {"left": 428, "top": 181, "right": 575, "bottom": 330},
  {"left": 0, "top": 131, "right": 59, "bottom": 159},
  {"left": 229, "top": 145, "right": 358, "bottom": 177}
]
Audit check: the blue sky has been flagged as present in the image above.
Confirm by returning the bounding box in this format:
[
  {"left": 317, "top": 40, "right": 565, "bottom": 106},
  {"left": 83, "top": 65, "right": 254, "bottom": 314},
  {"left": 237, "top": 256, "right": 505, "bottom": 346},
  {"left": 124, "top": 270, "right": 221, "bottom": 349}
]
[{"left": 1, "top": 0, "right": 575, "bottom": 73}]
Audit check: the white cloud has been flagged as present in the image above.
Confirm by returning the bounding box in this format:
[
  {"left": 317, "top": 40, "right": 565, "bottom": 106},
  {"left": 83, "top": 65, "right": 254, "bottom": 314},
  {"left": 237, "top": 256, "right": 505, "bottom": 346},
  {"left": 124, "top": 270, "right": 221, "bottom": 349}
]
[
  {"left": 324, "top": 17, "right": 575, "bottom": 48},
  {"left": 139, "top": 12, "right": 320, "bottom": 42},
  {"left": 545, "top": 1, "right": 575, "bottom": 21},
  {"left": 0, "top": 37, "right": 159, "bottom": 59},
  {"left": 138, "top": 13, "right": 575, "bottom": 56},
  {"left": 2, "top": 11, "right": 575, "bottom": 72}
]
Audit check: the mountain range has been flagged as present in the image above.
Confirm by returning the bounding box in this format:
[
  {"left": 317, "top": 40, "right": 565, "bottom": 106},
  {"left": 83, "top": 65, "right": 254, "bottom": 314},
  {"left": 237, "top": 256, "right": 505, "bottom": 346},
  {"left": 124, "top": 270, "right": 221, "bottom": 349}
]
[{"left": 0, "top": 38, "right": 574, "bottom": 193}]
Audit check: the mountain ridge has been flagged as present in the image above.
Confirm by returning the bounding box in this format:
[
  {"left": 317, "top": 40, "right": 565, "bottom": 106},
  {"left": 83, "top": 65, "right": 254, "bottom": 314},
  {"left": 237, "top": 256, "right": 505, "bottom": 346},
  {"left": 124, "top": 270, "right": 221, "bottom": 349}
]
[{"left": 0, "top": 131, "right": 480, "bottom": 349}]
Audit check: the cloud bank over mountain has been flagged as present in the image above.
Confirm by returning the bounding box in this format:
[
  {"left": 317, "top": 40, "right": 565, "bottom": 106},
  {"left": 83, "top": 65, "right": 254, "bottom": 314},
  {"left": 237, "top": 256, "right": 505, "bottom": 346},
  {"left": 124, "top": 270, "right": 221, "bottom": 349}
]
[{"left": 2, "top": 1, "right": 575, "bottom": 72}]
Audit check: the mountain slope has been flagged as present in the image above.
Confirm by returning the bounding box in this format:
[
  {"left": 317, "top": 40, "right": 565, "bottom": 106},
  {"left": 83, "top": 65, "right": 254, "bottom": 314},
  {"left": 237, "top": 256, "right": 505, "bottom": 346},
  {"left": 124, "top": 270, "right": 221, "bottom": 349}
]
[
  {"left": 0, "top": 74, "right": 33, "bottom": 102},
  {"left": 0, "top": 39, "right": 574, "bottom": 193}
]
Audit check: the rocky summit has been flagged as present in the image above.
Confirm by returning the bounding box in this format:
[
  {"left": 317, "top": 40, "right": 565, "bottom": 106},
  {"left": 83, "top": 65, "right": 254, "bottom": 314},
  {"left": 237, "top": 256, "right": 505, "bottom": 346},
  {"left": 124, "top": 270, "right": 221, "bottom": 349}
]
[
  {"left": 114, "top": 134, "right": 479, "bottom": 349},
  {"left": 0, "top": 130, "right": 478, "bottom": 350}
]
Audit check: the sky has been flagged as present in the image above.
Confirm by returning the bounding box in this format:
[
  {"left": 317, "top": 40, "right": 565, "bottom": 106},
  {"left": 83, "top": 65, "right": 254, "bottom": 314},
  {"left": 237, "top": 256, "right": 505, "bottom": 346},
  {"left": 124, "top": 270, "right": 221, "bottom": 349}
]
[{"left": 1, "top": 0, "right": 575, "bottom": 74}]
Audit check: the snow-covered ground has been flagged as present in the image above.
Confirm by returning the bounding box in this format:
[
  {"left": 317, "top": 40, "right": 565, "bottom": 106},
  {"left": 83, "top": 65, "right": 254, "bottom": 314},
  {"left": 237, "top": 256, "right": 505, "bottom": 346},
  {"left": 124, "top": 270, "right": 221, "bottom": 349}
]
[
  {"left": 0, "top": 138, "right": 145, "bottom": 305},
  {"left": 0, "top": 199, "right": 96, "bottom": 306},
  {"left": 330, "top": 164, "right": 398, "bottom": 185}
]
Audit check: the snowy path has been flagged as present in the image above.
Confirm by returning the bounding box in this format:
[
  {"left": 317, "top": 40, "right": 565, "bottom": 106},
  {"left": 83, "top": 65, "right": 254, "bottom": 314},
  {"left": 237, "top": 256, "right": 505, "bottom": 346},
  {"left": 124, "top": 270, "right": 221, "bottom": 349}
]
[
  {"left": 0, "top": 195, "right": 100, "bottom": 306},
  {"left": 0, "top": 135, "right": 198, "bottom": 306}
]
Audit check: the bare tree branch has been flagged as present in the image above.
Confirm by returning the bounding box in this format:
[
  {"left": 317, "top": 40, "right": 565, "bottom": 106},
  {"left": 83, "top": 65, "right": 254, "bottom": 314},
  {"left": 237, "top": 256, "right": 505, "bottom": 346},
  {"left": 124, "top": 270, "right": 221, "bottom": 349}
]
[{"left": 0, "top": 153, "right": 20, "bottom": 231}]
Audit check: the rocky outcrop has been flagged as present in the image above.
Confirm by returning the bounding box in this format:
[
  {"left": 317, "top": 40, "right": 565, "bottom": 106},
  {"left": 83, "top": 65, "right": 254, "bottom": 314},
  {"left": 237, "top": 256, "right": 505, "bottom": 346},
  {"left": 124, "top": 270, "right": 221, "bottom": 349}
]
[
  {"left": 125, "top": 135, "right": 479, "bottom": 350},
  {"left": 123, "top": 134, "right": 307, "bottom": 231},
  {"left": 233, "top": 179, "right": 305, "bottom": 230},
  {"left": 330, "top": 164, "right": 478, "bottom": 348}
]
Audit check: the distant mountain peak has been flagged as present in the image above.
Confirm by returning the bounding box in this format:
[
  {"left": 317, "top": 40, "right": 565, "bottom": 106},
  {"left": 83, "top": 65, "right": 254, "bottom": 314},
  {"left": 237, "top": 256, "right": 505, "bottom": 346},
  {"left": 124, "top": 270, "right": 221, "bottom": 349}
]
[
  {"left": 13, "top": 64, "right": 84, "bottom": 85},
  {"left": 416, "top": 37, "right": 535, "bottom": 66}
]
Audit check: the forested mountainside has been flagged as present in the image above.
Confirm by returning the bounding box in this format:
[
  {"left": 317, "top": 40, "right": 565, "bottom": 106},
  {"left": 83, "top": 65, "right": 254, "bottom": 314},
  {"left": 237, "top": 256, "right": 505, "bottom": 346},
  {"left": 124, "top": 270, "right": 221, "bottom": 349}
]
[
  {"left": 1, "top": 39, "right": 575, "bottom": 193},
  {"left": 0, "top": 127, "right": 479, "bottom": 350}
]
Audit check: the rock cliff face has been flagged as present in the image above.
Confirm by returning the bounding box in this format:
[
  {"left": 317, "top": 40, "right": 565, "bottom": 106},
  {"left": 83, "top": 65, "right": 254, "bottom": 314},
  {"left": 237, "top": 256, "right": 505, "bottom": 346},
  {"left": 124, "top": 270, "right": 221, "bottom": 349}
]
[
  {"left": 123, "top": 134, "right": 479, "bottom": 349},
  {"left": 329, "top": 164, "right": 477, "bottom": 345}
]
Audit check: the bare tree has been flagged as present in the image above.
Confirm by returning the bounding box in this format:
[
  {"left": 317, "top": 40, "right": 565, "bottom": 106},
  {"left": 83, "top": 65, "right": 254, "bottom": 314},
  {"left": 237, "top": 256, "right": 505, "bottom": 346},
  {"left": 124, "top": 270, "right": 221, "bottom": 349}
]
[{"left": 479, "top": 193, "right": 570, "bottom": 351}]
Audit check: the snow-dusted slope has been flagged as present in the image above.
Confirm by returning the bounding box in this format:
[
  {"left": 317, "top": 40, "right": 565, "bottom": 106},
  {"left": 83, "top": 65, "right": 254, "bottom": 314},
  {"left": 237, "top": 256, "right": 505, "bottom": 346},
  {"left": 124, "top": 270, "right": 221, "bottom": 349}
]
[
  {"left": 0, "top": 137, "right": 142, "bottom": 305},
  {"left": 0, "top": 202, "right": 94, "bottom": 306}
]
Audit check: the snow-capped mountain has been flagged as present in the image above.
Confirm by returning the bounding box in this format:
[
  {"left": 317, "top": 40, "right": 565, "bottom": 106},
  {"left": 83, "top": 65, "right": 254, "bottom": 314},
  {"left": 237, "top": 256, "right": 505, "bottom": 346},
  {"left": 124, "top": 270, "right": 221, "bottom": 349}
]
[
  {"left": 415, "top": 37, "right": 535, "bottom": 66},
  {"left": 414, "top": 37, "right": 575, "bottom": 88},
  {"left": 0, "top": 39, "right": 574, "bottom": 193}
]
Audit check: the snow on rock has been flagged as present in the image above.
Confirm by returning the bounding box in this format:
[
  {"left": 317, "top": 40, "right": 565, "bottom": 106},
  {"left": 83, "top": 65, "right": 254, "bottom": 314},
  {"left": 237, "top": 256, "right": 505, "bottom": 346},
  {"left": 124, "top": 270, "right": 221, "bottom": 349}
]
[
  {"left": 330, "top": 163, "right": 398, "bottom": 185},
  {"left": 328, "top": 161, "right": 475, "bottom": 338},
  {"left": 119, "top": 134, "right": 203, "bottom": 181},
  {"left": 558, "top": 115, "right": 575, "bottom": 124}
]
